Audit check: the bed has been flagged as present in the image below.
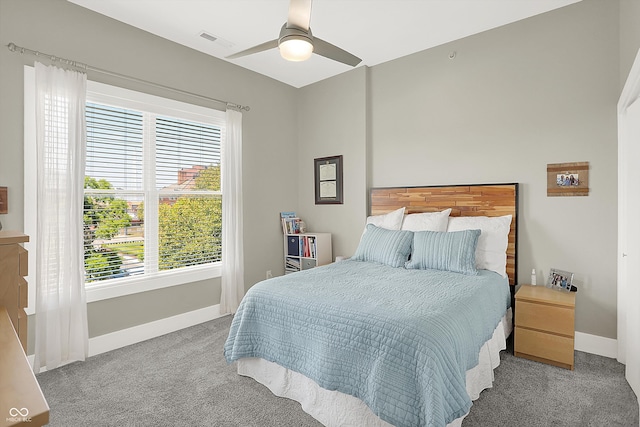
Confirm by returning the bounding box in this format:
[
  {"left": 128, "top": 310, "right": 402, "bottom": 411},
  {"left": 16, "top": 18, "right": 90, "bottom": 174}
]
[{"left": 225, "top": 184, "right": 518, "bottom": 427}]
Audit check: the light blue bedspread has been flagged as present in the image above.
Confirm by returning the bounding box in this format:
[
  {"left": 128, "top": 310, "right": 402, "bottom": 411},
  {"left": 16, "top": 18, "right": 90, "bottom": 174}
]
[{"left": 224, "top": 260, "right": 510, "bottom": 427}]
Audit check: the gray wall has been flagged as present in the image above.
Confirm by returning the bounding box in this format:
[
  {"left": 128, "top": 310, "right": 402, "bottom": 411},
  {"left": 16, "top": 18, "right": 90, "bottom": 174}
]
[
  {"left": 620, "top": 0, "right": 640, "bottom": 87},
  {"left": 2, "top": 0, "right": 638, "bottom": 347},
  {"left": 0, "top": 0, "right": 298, "bottom": 346},
  {"left": 296, "top": 67, "right": 369, "bottom": 258},
  {"left": 298, "top": 0, "right": 626, "bottom": 340},
  {"left": 372, "top": 0, "right": 620, "bottom": 339}
]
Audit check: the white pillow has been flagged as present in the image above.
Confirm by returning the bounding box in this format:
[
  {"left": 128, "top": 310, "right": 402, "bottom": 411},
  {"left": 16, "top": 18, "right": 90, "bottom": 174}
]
[
  {"left": 401, "top": 208, "right": 452, "bottom": 232},
  {"left": 446, "top": 215, "right": 512, "bottom": 278},
  {"left": 365, "top": 207, "right": 405, "bottom": 233}
]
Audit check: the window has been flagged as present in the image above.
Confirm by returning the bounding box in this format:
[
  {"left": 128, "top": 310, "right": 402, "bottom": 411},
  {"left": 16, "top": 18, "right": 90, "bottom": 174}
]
[
  {"left": 83, "top": 103, "right": 223, "bottom": 284},
  {"left": 24, "top": 66, "right": 225, "bottom": 306}
]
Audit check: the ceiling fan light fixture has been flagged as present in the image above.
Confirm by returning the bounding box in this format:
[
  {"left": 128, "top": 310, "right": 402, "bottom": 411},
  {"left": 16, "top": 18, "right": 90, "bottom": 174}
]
[
  {"left": 279, "top": 36, "right": 313, "bottom": 62},
  {"left": 226, "top": 2, "right": 361, "bottom": 67}
]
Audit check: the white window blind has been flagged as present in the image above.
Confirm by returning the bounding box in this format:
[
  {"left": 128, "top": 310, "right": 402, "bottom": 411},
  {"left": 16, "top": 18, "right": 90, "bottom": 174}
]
[
  {"left": 83, "top": 101, "right": 223, "bottom": 285},
  {"left": 155, "top": 116, "right": 222, "bottom": 272}
]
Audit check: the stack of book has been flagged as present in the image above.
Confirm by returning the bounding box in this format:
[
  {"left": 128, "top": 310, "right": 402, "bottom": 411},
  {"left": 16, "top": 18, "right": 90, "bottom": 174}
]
[{"left": 301, "top": 236, "right": 316, "bottom": 258}]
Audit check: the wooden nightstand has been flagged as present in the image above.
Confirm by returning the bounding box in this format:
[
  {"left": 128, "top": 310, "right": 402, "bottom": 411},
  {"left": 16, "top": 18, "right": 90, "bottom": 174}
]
[{"left": 514, "top": 284, "right": 576, "bottom": 370}]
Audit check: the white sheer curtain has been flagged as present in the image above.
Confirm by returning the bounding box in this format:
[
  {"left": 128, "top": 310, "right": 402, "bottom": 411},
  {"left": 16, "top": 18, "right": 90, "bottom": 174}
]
[
  {"left": 220, "top": 108, "right": 245, "bottom": 314},
  {"left": 33, "top": 62, "right": 89, "bottom": 373}
]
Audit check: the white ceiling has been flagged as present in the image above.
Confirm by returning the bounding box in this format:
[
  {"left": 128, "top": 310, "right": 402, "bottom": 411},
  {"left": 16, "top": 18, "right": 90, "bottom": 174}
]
[{"left": 68, "top": 0, "right": 581, "bottom": 88}]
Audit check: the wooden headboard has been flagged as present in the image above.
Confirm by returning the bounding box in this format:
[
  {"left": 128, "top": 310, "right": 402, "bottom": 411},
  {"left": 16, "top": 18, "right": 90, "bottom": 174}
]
[{"left": 370, "top": 183, "right": 519, "bottom": 286}]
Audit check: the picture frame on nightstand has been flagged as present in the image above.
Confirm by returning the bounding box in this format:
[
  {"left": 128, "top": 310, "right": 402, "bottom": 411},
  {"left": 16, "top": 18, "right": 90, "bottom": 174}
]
[{"left": 548, "top": 268, "right": 574, "bottom": 292}]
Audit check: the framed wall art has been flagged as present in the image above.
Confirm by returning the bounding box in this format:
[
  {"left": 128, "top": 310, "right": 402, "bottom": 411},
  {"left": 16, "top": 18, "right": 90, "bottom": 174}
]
[
  {"left": 314, "top": 155, "right": 343, "bottom": 205},
  {"left": 547, "top": 162, "right": 589, "bottom": 196}
]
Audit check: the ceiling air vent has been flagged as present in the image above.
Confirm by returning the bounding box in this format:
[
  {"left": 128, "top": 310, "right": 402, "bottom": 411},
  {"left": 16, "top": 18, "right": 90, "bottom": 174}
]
[
  {"left": 199, "top": 31, "right": 233, "bottom": 49},
  {"left": 199, "top": 32, "right": 218, "bottom": 42}
]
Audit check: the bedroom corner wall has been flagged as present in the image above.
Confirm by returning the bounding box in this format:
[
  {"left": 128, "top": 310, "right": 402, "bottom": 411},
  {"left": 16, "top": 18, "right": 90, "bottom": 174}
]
[
  {"left": 294, "top": 0, "right": 621, "bottom": 341},
  {"left": 367, "top": 0, "right": 619, "bottom": 340},
  {"left": 0, "top": 0, "right": 298, "bottom": 352},
  {"left": 296, "top": 67, "right": 369, "bottom": 259}
]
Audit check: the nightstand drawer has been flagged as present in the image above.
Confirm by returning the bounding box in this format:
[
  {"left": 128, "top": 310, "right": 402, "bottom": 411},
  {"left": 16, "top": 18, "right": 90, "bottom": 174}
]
[
  {"left": 516, "top": 300, "right": 574, "bottom": 336},
  {"left": 515, "top": 326, "right": 574, "bottom": 366}
]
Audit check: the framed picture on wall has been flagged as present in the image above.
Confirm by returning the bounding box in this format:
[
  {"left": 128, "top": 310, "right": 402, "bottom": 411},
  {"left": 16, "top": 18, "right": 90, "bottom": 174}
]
[
  {"left": 314, "top": 155, "right": 343, "bottom": 205},
  {"left": 0, "top": 186, "right": 7, "bottom": 214},
  {"left": 547, "top": 162, "right": 589, "bottom": 196}
]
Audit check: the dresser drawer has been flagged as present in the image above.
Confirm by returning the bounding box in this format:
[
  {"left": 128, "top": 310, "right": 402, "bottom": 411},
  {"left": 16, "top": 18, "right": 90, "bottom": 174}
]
[
  {"left": 18, "top": 245, "right": 28, "bottom": 277},
  {"left": 515, "top": 326, "right": 574, "bottom": 366},
  {"left": 516, "top": 300, "right": 574, "bottom": 336},
  {"left": 18, "top": 277, "right": 28, "bottom": 308}
]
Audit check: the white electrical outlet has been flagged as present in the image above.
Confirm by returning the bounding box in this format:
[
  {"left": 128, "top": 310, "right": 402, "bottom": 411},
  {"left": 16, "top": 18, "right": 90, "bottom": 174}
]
[{"left": 266, "top": 270, "right": 273, "bottom": 279}]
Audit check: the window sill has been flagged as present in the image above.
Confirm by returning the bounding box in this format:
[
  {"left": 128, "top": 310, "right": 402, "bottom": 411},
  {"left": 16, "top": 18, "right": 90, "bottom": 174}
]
[
  {"left": 85, "top": 263, "right": 222, "bottom": 303},
  {"left": 24, "top": 264, "right": 221, "bottom": 315}
]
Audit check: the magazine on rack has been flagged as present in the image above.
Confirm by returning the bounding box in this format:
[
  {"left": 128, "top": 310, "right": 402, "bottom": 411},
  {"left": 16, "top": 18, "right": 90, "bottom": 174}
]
[{"left": 280, "top": 211, "right": 301, "bottom": 234}]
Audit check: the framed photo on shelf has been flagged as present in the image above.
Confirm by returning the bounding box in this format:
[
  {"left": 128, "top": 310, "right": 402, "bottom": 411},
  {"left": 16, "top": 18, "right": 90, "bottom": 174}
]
[
  {"left": 314, "top": 155, "right": 343, "bottom": 205},
  {"left": 548, "top": 268, "right": 574, "bottom": 292}
]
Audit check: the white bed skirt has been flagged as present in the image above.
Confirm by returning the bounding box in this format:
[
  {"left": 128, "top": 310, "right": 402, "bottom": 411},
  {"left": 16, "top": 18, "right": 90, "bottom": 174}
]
[{"left": 237, "top": 309, "right": 513, "bottom": 427}]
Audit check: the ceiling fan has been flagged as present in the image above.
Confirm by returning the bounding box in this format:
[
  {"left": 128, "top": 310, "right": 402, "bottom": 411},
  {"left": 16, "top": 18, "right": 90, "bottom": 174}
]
[{"left": 226, "top": 0, "right": 361, "bottom": 66}]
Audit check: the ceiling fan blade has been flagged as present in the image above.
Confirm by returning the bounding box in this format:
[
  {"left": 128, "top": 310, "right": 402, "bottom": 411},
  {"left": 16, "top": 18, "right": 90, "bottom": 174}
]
[
  {"left": 313, "top": 37, "right": 361, "bottom": 67},
  {"left": 287, "top": 0, "right": 312, "bottom": 31},
  {"left": 226, "top": 39, "right": 279, "bottom": 59}
]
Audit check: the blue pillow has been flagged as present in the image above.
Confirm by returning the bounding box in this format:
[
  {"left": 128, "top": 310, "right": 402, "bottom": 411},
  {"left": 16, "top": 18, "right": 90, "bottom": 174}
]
[
  {"left": 352, "top": 224, "right": 413, "bottom": 268},
  {"left": 406, "top": 229, "right": 480, "bottom": 275}
]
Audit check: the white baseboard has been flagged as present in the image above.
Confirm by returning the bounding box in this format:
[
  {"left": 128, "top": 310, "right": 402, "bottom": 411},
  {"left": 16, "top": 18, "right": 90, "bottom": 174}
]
[
  {"left": 89, "top": 304, "right": 223, "bottom": 356},
  {"left": 29, "top": 310, "right": 618, "bottom": 371},
  {"left": 575, "top": 331, "right": 618, "bottom": 359},
  {"left": 30, "top": 304, "right": 223, "bottom": 371}
]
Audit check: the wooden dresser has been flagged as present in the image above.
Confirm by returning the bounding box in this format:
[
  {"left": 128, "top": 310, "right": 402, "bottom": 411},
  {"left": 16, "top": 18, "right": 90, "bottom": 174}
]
[
  {"left": 0, "top": 231, "right": 29, "bottom": 351},
  {"left": 514, "top": 284, "right": 576, "bottom": 370},
  {"left": 0, "top": 231, "right": 50, "bottom": 426}
]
